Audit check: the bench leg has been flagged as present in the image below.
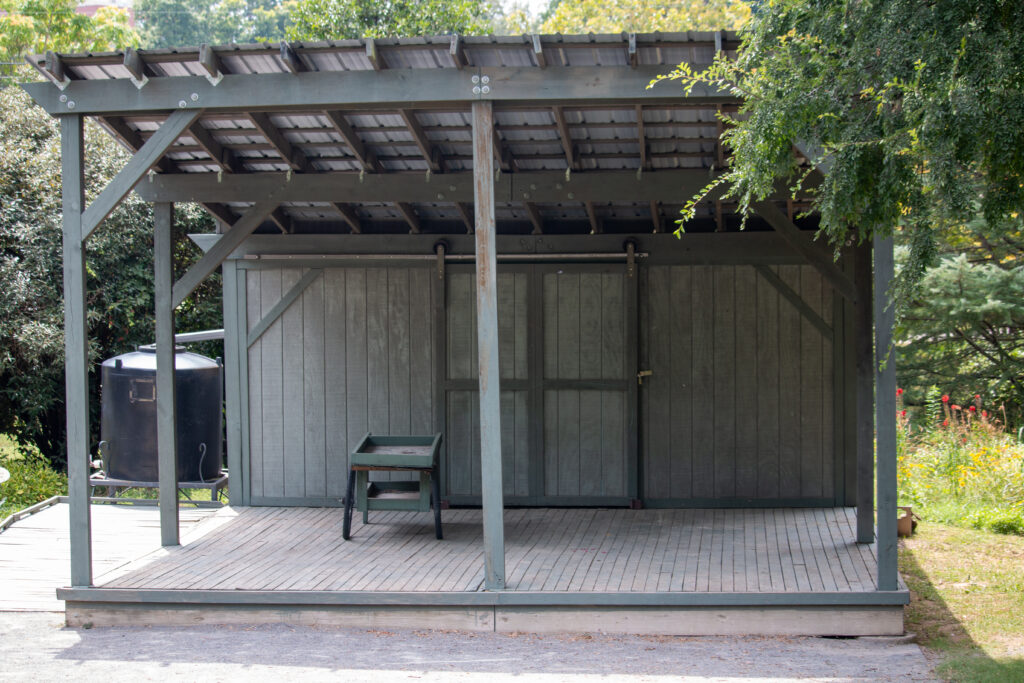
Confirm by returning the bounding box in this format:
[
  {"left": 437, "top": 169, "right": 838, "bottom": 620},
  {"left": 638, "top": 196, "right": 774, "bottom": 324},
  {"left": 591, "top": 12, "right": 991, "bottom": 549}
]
[
  {"left": 342, "top": 470, "right": 356, "bottom": 540},
  {"left": 431, "top": 470, "right": 443, "bottom": 540}
]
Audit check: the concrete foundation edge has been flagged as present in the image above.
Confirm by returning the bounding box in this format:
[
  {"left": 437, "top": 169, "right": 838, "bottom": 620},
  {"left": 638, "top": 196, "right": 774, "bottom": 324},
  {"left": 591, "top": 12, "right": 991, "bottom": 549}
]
[{"left": 66, "top": 602, "right": 904, "bottom": 636}]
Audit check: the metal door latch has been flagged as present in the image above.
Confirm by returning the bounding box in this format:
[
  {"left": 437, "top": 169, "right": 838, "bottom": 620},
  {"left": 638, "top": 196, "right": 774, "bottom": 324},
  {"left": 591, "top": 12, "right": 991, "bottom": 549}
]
[{"left": 637, "top": 370, "right": 653, "bottom": 385}]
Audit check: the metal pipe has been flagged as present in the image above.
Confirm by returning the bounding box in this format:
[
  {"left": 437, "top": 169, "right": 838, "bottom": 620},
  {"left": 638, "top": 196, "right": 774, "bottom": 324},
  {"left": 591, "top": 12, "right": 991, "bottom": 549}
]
[
  {"left": 174, "top": 329, "right": 225, "bottom": 343},
  {"left": 250, "top": 252, "right": 648, "bottom": 261}
]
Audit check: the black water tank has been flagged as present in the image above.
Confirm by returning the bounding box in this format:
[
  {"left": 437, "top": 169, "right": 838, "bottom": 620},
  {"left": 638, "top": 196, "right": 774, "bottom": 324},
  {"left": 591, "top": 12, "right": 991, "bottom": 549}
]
[{"left": 99, "top": 345, "right": 223, "bottom": 482}]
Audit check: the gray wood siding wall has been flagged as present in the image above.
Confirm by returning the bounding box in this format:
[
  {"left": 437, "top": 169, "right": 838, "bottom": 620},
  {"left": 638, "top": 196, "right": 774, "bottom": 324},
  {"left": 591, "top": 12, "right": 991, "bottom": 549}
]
[
  {"left": 541, "top": 272, "right": 629, "bottom": 498},
  {"left": 245, "top": 265, "right": 435, "bottom": 504},
  {"left": 640, "top": 265, "right": 836, "bottom": 503},
  {"left": 445, "top": 271, "right": 531, "bottom": 498}
]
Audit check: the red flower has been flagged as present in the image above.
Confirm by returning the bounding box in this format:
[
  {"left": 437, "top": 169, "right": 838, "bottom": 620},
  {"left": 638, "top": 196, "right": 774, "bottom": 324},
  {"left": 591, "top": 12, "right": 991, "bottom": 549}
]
[
  {"left": 900, "top": 410, "right": 907, "bottom": 417},
  {"left": 968, "top": 406, "right": 976, "bottom": 412},
  {"left": 896, "top": 388, "right": 904, "bottom": 396},
  {"left": 942, "top": 419, "right": 949, "bottom": 427},
  {"left": 983, "top": 410, "right": 988, "bottom": 418},
  {"left": 942, "top": 395, "right": 950, "bottom": 403},
  {"left": 975, "top": 394, "right": 981, "bottom": 400},
  {"left": 951, "top": 404, "right": 961, "bottom": 410}
]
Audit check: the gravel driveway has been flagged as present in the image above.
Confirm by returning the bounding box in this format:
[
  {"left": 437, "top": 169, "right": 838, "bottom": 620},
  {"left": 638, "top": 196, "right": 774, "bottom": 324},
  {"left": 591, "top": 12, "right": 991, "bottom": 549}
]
[{"left": 0, "top": 612, "right": 936, "bottom": 682}]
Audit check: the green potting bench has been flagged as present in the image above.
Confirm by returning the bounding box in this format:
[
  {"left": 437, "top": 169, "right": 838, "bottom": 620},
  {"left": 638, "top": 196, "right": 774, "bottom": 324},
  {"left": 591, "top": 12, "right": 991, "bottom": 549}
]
[{"left": 342, "top": 432, "right": 443, "bottom": 540}]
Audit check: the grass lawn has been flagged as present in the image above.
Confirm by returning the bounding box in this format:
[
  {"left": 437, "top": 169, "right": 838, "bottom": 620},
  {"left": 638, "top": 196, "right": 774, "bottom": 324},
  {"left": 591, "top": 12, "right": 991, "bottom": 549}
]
[{"left": 901, "top": 522, "right": 1024, "bottom": 681}]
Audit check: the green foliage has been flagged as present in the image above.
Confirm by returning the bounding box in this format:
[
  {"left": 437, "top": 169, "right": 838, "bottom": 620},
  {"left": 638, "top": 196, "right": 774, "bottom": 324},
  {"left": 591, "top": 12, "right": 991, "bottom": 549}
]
[
  {"left": 897, "top": 253, "right": 1024, "bottom": 420},
  {"left": 0, "top": 435, "right": 67, "bottom": 519},
  {"left": 898, "top": 407, "right": 1024, "bottom": 536},
  {"left": 0, "top": 0, "right": 137, "bottom": 84},
  {"left": 134, "top": 0, "right": 290, "bottom": 48},
  {"left": 657, "top": 0, "right": 1024, "bottom": 296},
  {"left": 538, "top": 0, "right": 749, "bottom": 33},
  {"left": 286, "top": 0, "right": 494, "bottom": 41},
  {"left": 0, "top": 86, "right": 221, "bottom": 466}
]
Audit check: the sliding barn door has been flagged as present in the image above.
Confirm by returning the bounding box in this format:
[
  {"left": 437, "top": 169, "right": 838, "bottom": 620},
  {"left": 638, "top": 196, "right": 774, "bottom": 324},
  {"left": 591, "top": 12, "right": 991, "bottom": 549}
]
[{"left": 443, "top": 264, "right": 637, "bottom": 506}]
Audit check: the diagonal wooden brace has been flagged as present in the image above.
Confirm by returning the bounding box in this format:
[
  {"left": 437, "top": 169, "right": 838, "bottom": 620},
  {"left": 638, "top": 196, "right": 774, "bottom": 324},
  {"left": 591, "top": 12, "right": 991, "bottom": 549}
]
[
  {"left": 171, "top": 200, "right": 279, "bottom": 308},
  {"left": 752, "top": 200, "right": 857, "bottom": 303},
  {"left": 81, "top": 109, "right": 202, "bottom": 241}
]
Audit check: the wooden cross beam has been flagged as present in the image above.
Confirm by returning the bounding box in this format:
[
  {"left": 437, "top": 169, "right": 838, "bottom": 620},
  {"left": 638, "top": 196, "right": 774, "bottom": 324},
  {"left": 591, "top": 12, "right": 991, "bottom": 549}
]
[{"left": 752, "top": 200, "right": 857, "bottom": 302}]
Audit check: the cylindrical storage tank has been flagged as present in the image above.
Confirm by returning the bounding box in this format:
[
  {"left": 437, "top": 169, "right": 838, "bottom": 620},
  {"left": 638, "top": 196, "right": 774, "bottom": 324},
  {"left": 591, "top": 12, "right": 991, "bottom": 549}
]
[{"left": 99, "top": 345, "right": 223, "bottom": 482}]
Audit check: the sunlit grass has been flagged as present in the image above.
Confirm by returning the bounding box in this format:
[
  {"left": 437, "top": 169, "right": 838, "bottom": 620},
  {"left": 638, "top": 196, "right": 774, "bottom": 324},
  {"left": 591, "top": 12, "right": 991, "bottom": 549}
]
[{"left": 901, "top": 523, "right": 1024, "bottom": 681}]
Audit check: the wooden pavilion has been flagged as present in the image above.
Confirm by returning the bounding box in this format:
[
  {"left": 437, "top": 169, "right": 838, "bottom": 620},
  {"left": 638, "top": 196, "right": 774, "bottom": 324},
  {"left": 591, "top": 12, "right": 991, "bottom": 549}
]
[{"left": 23, "top": 32, "right": 907, "bottom": 634}]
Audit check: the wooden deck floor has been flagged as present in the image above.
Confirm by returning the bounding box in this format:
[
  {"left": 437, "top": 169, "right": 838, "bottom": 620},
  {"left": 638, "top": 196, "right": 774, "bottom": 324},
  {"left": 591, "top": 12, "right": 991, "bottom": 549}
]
[
  {"left": 0, "top": 502, "right": 215, "bottom": 611},
  {"left": 101, "top": 507, "right": 891, "bottom": 594}
]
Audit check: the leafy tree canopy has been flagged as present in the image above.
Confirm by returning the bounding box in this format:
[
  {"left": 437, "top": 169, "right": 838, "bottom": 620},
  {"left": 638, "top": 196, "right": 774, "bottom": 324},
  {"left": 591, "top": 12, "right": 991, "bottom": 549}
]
[
  {"left": 0, "top": 0, "right": 136, "bottom": 65},
  {"left": 0, "top": 87, "right": 221, "bottom": 463},
  {"left": 286, "top": 0, "right": 495, "bottom": 41},
  {"left": 134, "top": 0, "right": 290, "bottom": 48},
  {"left": 661, "top": 0, "right": 1024, "bottom": 296},
  {"left": 538, "top": 0, "right": 750, "bottom": 33}
]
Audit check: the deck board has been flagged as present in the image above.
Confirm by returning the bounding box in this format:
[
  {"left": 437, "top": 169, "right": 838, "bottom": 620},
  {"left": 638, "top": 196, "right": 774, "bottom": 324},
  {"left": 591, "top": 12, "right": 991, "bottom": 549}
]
[
  {"left": 4, "top": 505, "right": 903, "bottom": 600},
  {"left": 0, "top": 502, "right": 216, "bottom": 611}
]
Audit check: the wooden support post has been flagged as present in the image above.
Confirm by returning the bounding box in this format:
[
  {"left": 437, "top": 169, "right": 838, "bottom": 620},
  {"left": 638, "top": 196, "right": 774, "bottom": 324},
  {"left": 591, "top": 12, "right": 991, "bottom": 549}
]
[
  {"left": 874, "top": 235, "right": 898, "bottom": 590},
  {"left": 472, "top": 100, "right": 505, "bottom": 591},
  {"left": 854, "top": 243, "right": 875, "bottom": 543},
  {"left": 61, "top": 115, "right": 92, "bottom": 587},
  {"left": 154, "top": 202, "right": 180, "bottom": 546}
]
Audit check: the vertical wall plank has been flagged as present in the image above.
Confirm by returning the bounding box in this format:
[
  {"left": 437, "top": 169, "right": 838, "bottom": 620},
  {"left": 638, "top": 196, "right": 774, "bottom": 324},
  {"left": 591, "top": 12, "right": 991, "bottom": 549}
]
[
  {"left": 388, "top": 268, "right": 412, "bottom": 435},
  {"left": 366, "top": 268, "right": 389, "bottom": 433},
  {"left": 820, "top": 275, "right": 835, "bottom": 500},
  {"left": 777, "top": 266, "right": 802, "bottom": 498},
  {"left": 602, "top": 391, "right": 627, "bottom": 496},
  {"left": 557, "top": 274, "right": 581, "bottom": 380},
  {"left": 578, "top": 390, "right": 602, "bottom": 495},
  {"left": 281, "top": 268, "right": 306, "bottom": 498},
  {"left": 713, "top": 266, "right": 736, "bottom": 498},
  {"left": 690, "top": 266, "right": 715, "bottom": 496},
  {"left": 579, "top": 274, "right": 602, "bottom": 378},
  {"left": 302, "top": 271, "right": 326, "bottom": 497},
  {"left": 799, "top": 266, "right": 823, "bottom": 498},
  {"left": 755, "top": 270, "right": 780, "bottom": 498},
  {"left": 409, "top": 268, "right": 434, "bottom": 434},
  {"left": 345, "top": 269, "right": 369, "bottom": 483},
  {"left": 259, "top": 269, "right": 284, "bottom": 498},
  {"left": 246, "top": 270, "right": 264, "bottom": 499},
  {"left": 324, "top": 269, "right": 348, "bottom": 497},
  {"left": 734, "top": 266, "right": 758, "bottom": 498},
  {"left": 644, "top": 267, "right": 671, "bottom": 499},
  {"left": 668, "top": 266, "right": 694, "bottom": 499}
]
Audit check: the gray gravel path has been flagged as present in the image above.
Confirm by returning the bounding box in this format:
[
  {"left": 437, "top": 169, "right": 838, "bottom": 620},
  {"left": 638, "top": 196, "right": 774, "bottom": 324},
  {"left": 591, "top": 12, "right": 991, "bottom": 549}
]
[{"left": 0, "top": 612, "right": 936, "bottom": 682}]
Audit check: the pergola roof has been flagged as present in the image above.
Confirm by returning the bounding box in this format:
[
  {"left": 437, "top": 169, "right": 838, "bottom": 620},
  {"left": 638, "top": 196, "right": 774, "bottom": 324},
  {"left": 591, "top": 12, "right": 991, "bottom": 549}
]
[{"left": 24, "top": 32, "right": 815, "bottom": 235}]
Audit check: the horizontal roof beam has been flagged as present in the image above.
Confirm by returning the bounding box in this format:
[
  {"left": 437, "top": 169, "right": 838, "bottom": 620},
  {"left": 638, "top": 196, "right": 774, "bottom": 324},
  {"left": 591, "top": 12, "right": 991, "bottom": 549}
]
[
  {"left": 135, "top": 169, "right": 729, "bottom": 204},
  {"left": 22, "top": 66, "right": 734, "bottom": 116}
]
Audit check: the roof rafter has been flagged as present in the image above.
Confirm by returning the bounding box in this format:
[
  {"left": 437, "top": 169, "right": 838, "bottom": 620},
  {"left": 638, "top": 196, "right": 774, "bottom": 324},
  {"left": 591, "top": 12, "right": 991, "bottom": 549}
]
[
  {"left": 323, "top": 110, "right": 383, "bottom": 172},
  {"left": 248, "top": 112, "right": 314, "bottom": 173},
  {"left": 454, "top": 202, "right": 474, "bottom": 233},
  {"left": 188, "top": 122, "right": 243, "bottom": 173},
  {"left": 395, "top": 202, "right": 421, "bottom": 233},
  {"left": 524, "top": 202, "right": 544, "bottom": 235},
  {"left": 552, "top": 106, "right": 578, "bottom": 170},
  {"left": 399, "top": 109, "right": 443, "bottom": 172},
  {"left": 331, "top": 202, "right": 362, "bottom": 233}
]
